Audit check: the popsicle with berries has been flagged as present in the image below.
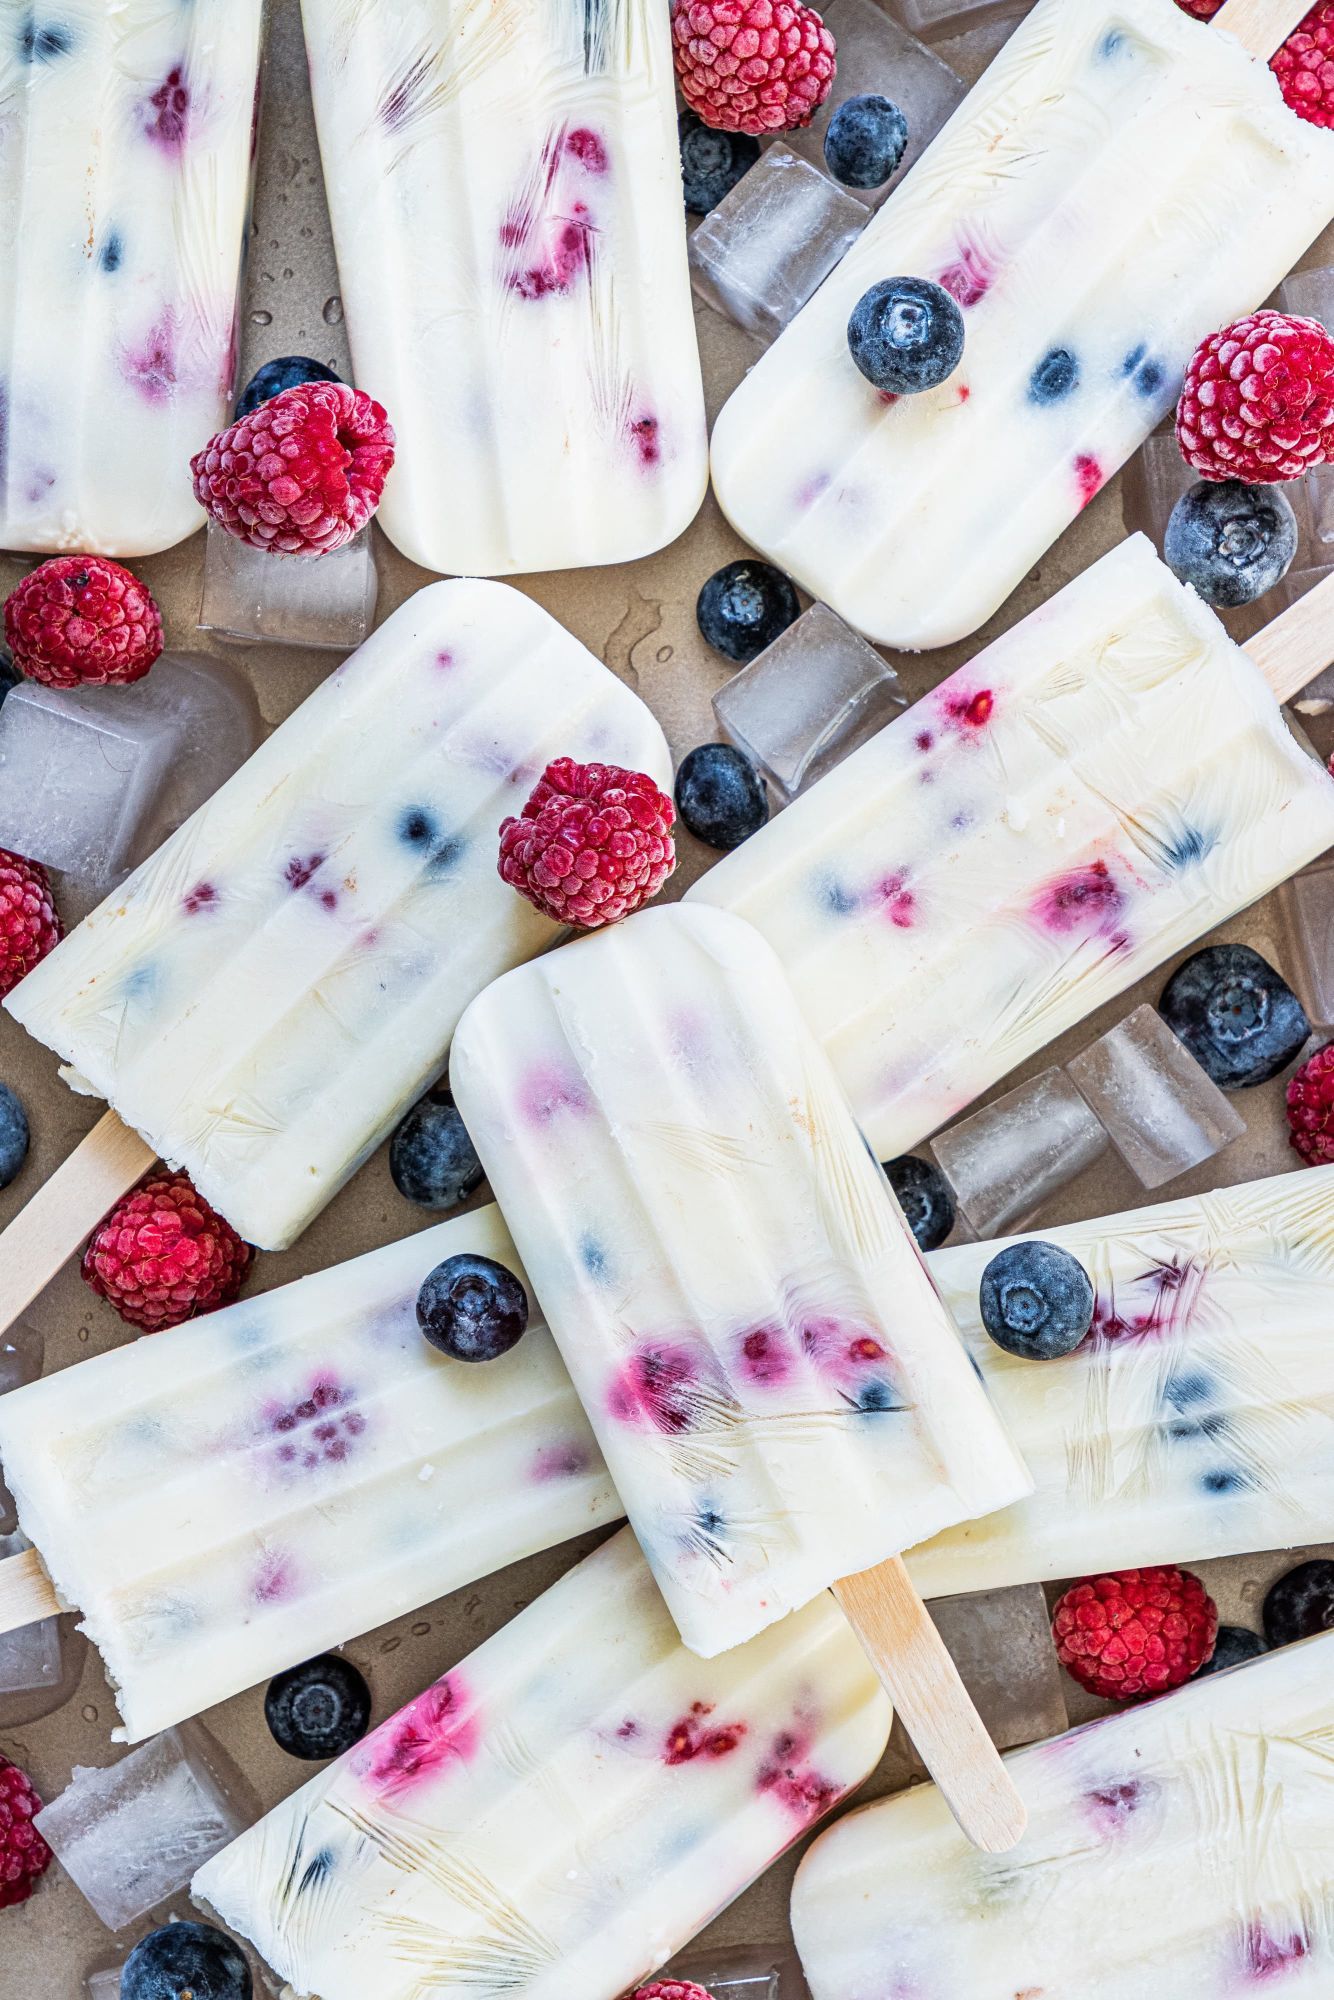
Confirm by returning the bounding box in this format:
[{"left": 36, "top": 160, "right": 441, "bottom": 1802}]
[
  {"left": 0, "top": 579, "right": 670, "bottom": 1297},
  {"left": 299, "top": 0, "right": 708, "bottom": 576},
  {"left": 688, "top": 536, "right": 1334, "bottom": 1162},
  {"left": 0, "top": 1203, "right": 621, "bottom": 1743},
  {"left": 451, "top": 903, "right": 1034, "bottom": 1849},
  {"left": 194, "top": 1526, "right": 893, "bottom": 2000},
  {"left": 708, "top": 0, "right": 1334, "bottom": 648},
  {"left": 0, "top": 0, "right": 265, "bottom": 557}
]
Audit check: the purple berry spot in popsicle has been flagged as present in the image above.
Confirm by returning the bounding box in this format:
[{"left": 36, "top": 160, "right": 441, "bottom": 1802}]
[
  {"left": 801, "top": 1315, "right": 888, "bottom": 1378},
  {"left": 937, "top": 240, "right": 995, "bottom": 308},
  {"left": 182, "top": 881, "right": 218, "bottom": 915},
  {"left": 518, "top": 1063, "right": 589, "bottom": 1124},
  {"left": 285, "top": 852, "right": 326, "bottom": 891},
  {"left": 360, "top": 1673, "right": 478, "bottom": 1797},
  {"left": 267, "top": 1374, "right": 367, "bottom": 1471},
  {"left": 736, "top": 1325, "right": 792, "bottom": 1387},
  {"left": 141, "top": 65, "right": 190, "bottom": 152},
  {"left": 628, "top": 412, "right": 661, "bottom": 468},
  {"left": 664, "top": 1701, "right": 747, "bottom": 1765},
  {"left": 608, "top": 1342, "right": 715, "bottom": 1435},
  {"left": 873, "top": 872, "right": 915, "bottom": 928},
  {"left": 122, "top": 315, "right": 178, "bottom": 402},
  {"left": 435, "top": 649, "right": 455, "bottom": 670},
  {"left": 565, "top": 127, "right": 609, "bottom": 173},
  {"left": 794, "top": 472, "right": 831, "bottom": 511},
  {"left": 1242, "top": 1924, "right": 1309, "bottom": 1980},
  {"left": 1031, "top": 858, "right": 1125, "bottom": 937},
  {"left": 530, "top": 1440, "right": 592, "bottom": 1482},
  {"left": 253, "top": 1549, "right": 298, "bottom": 1604},
  {"left": 757, "top": 1725, "right": 841, "bottom": 1823},
  {"left": 915, "top": 729, "right": 933, "bottom": 753},
  {"left": 1085, "top": 1777, "right": 1152, "bottom": 1834},
  {"left": 940, "top": 686, "right": 994, "bottom": 732},
  {"left": 1092, "top": 1256, "right": 1205, "bottom": 1346},
  {"left": 1074, "top": 453, "right": 1104, "bottom": 507}
]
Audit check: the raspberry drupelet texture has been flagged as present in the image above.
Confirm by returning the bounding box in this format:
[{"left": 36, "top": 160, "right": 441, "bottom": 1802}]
[
  {"left": 672, "top": 0, "right": 837, "bottom": 136},
  {"left": 1176, "top": 311, "right": 1334, "bottom": 483},
  {"left": 1287, "top": 1042, "right": 1334, "bottom": 1166},
  {"left": 631, "top": 1983, "right": 718, "bottom": 2000},
  {"left": 191, "top": 380, "right": 395, "bottom": 555},
  {"left": 4, "top": 556, "right": 163, "bottom": 689},
  {"left": 82, "top": 1169, "right": 254, "bottom": 1332},
  {"left": 0, "top": 851, "right": 61, "bottom": 999},
  {"left": 498, "top": 757, "right": 676, "bottom": 928},
  {"left": 0, "top": 1757, "right": 51, "bottom": 1910},
  {"left": 1175, "top": 0, "right": 1334, "bottom": 127},
  {"left": 1052, "top": 1566, "right": 1218, "bottom": 1702}
]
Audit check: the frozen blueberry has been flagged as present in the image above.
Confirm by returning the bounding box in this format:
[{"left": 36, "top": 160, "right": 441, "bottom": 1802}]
[
  {"left": 0, "top": 645, "right": 18, "bottom": 708},
  {"left": 1193, "top": 1625, "right": 1267, "bottom": 1678},
  {"left": 697, "top": 560, "right": 800, "bottom": 664},
  {"left": 1159, "top": 945, "right": 1308, "bottom": 1089},
  {"left": 122, "top": 1922, "right": 251, "bottom": 2000},
  {"left": 390, "top": 1090, "right": 484, "bottom": 1209},
  {"left": 979, "top": 1241, "right": 1094, "bottom": 1361},
  {"left": 0, "top": 1082, "right": 28, "bottom": 1190},
  {"left": 823, "top": 94, "right": 908, "bottom": 189},
  {"left": 265, "top": 1654, "right": 372, "bottom": 1760},
  {"left": 679, "top": 109, "right": 760, "bottom": 214},
  {"left": 847, "top": 277, "right": 964, "bottom": 396},
  {"left": 1263, "top": 1558, "right": 1334, "bottom": 1648},
  {"left": 1163, "top": 479, "right": 1298, "bottom": 609},
  {"left": 235, "top": 354, "right": 341, "bottom": 420},
  {"left": 417, "top": 1252, "right": 529, "bottom": 1362},
  {"left": 884, "top": 1155, "right": 956, "bottom": 1252},
  {"left": 1028, "top": 347, "right": 1080, "bottom": 405},
  {"left": 675, "top": 744, "right": 769, "bottom": 850}
]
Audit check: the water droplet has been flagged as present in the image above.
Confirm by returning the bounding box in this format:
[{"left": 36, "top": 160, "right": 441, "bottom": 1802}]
[
  {"left": 283, "top": 267, "right": 294, "bottom": 281},
  {"left": 656, "top": 646, "right": 673, "bottom": 663},
  {"left": 411, "top": 1622, "right": 430, "bottom": 1637},
  {"left": 251, "top": 308, "right": 273, "bottom": 326},
  {"left": 82, "top": 1705, "right": 98, "bottom": 1722},
  {"left": 380, "top": 1636, "right": 401, "bottom": 1655},
  {"left": 323, "top": 296, "right": 344, "bottom": 326}
]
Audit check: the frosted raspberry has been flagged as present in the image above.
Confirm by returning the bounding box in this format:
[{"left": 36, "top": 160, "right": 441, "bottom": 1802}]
[
  {"left": 631, "top": 1984, "right": 717, "bottom": 2000},
  {"left": 1272, "top": 1, "right": 1334, "bottom": 128},
  {"left": 1176, "top": 310, "right": 1334, "bottom": 482},
  {"left": 191, "top": 380, "right": 395, "bottom": 555},
  {"left": 0, "top": 851, "right": 61, "bottom": 998},
  {"left": 82, "top": 1170, "right": 253, "bottom": 1332},
  {"left": 1286, "top": 1041, "right": 1334, "bottom": 1166},
  {"left": 672, "top": 0, "right": 837, "bottom": 135},
  {"left": 0, "top": 1757, "right": 51, "bottom": 1910},
  {"left": 498, "top": 758, "right": 676, "bottom": 928},
  {"left": 1053, "top": 1566, "right": 1218, "bottom": 1702},
  {"left": 4, "top": 556, "right": 163, "bottom": 688}
]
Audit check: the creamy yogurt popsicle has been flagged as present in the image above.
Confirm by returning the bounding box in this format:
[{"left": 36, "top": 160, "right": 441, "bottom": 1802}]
[
  {"left": 451, "top": 904, "right": 1032, "bottom": 1660},
  {"left": 300, "top": 0, "right": 708, "bottom": 577},
  {"left": 194, "top": 1526, "right": 893, "bottom": 2000},
  {"left": 0, "top": 1203, "right": 620, "bottom": 1743},
  {"left": 793, "top": 1629, "right": 1334, "bottom": 2000},
  {"left": 709, "top": 0, "right": 1334, "bottom": 649},
  {"left": 4, "top": 579, "right": 671, "bottom": 1252},
  {"left": 0, "top": 0, "right": 264, "bottom": 557},
  {"left": 688, "top": 537, "right": 1334, "bottom": 1163}
]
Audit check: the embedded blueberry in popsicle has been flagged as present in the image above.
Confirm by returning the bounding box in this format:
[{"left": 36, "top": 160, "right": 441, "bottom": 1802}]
[
  {"left": 266, "top": 1654, "right": 372, "bottom": 1761},
  {"left": 847, "top": 278, "right": 964, "bottom": 397},
  {"left": 979, "top": 1241, "right": 1094, "bottom": 1361},
  {"left": 415, "top": 1252, "right": 529, "bottom": 1362},
  {"left": 1160, "top": 944, "right": 1309, "bottom": 1088}
]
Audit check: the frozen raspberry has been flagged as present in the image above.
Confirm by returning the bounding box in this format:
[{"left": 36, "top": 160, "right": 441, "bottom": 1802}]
[
  {"left": 82, "top": 1170, "right": 253, "bottom": 1332},
  {"left": 1176, "top": 310, "right": 1334, "bottom": 482},
  {"left": 1052, "top": 1566, "right": 1218, "bottom": 1702},
  {"left": 672, "top": 0, "right": 837, "bottom": 135},
  {"left": 1272, "top": 1, "right": 1334, "bottom": 128},
  {"left": 0, "top": 1757, "right": 51, "bottom": 1910},
  {"left": 0, "top": 851, "right": 61, "bottom": 999},
  {"left": 630, "top": 1984, "right": 717, "bottom": 2000},
  {"left": 4, "top": 556, "right": 163, "bottom": 689},
  {"left": 498, "top": 757, "right": 676, "bottom": 929},
  {"left": 1173, "top": 0, "right": 1221, "bottom": 15},
  {"left": 191, "top": 379, "right": 395, "bottom": 555},
  {"left": 1286, "top": 1041, "right": 1334, "bottom": 1165}
]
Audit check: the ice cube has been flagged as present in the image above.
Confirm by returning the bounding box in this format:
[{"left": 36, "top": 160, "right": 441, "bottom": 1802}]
[
  {"left": 1067, "top": 1005, "right": 1246, "bottom": 1191},
  {"left": 713, "top": 601, "right": 907, "bottom": 800},
  {"left": 199, "top": 517, "right": 378, "bottom": 651},
  {"left": 689, "top": 146, "right": 868, "bottom": 345},
  {"left": 1276, "top": 857, "right": 1334, "bottom": 1028},
  {"left": 931, "top": 1067, "right": 1108, "bottom": 1237},
  {"left": 0, "top": 1530, "right": 85, "bottom": 1727},
  {"left": 1279, "top": 267, "right": 1334, "bottom": 549},
  {"left": 886, "top": 0, "right": 1030, "bottom": 44},
  {"left": 34, "top": 1724, "right": 259, "bottom": 1930},
  {"left": 85, "top": 1966, "right": 125, "bottom": 2000},
  {"left": 669, "top": 1945, "right": 811, "bottom": 2000}
]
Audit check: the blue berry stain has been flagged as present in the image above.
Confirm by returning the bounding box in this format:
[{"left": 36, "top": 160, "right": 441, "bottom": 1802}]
[
  {"left": 99, "top": 231, "right": 124, "bottom": 274},
  {"left": 579, "top": 1232, "right": 611, "bottom": 1281},
  {"left": 298, "top": 1847, "right": 336, "bottom": 1895},
  {"left": 820, "top": 878, "right": 859, "bottom": 917},
  {"left": 1161, "top": 822, "right": 1214, "bottom": 870},
  {"left": 1029, "top": 347, "right": 1080, "bottom": 405},
  {"left": 398, "top": 805, "right": 466, "bottom": 873},
  {"left": 849, "top": 1379, "right": 901, "bottom": 1415},
  {"left": 18, "top": 16, "right": 74, "bottom": 61},
  {"left": 1165, "top": 1370, "right": 1213, "bottom": 1410},
  {"left": 1200, "top": 1467, "right": 1250, "bottom": 1495},
  {"left": 1121, "top": 345, "right": 1166, "bottom": 399}
]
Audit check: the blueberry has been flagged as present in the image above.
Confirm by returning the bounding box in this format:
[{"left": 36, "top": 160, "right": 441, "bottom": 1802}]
[
  {"left": 0, "top": 646, "right": 18, "bottom": 710},
  {"left": 1263, "top": 1558, "right": 1334, "bottom": 1648},
  {"left": 679, "top": 110, "right": 759, "bottom": 214},
  {"left": 397, "top": 805, "right": 464, "bottom": 870},
  {"left": 979, "top": 1241, "right": 1094, "bottom": 1361},
  {"left": 884, "top": 1155, "right": 955, "bottom": 1251},
  {"left": 1163, "top": 479, "right": 1297, "bottom": 608},
  {"left": 1193, "top": 1625, "right": 1267, "bottom": 1678},
  {"left": 674, "top": 744, "right": 769, "bottom": 850},
  {"left": 823, "top": 94, "right": 908, "bottom": 189},
  {"left": 1028, "top": 346, "right": 1080, "bottom": 405},
  {"left": 235, "top": 354, "right": 341, "bottom": 420},
  {"left": 696, "top": 560, "right": 800, "bottom": 664},
  {"left": 0, "top": 1083, "right": 28, "bottom": 1191},
  {"left": 18, "top": 19, "right": 74, "bottom": 63},
  {"left": 847, "top": 277, "right": 964, "bottom": 396},
  {"left": 417, "top": 1253, "right": 529, "bottom": 1362},
  {"left": 389, "top": 1090, "right": 484, "bottom": 1210},
  {"left": 265, "top": 1654, "right": 372, "bottom": 1760},
  {"left": 122, "top": 1922, "right": 251, "bottom": 2000},
  {"left": 99, "top": 230, "right": 124, "bottom": 274},
  {"left": 1159, "top": 945, "right": 1308, "bottom": 1089}
]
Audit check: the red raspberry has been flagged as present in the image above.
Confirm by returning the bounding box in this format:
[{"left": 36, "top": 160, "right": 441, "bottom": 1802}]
[
  {"left": 4, "top": 556, "right": 163, "bottom": 689},
  {"left": 1286, "top": 1041, "right": 1334, "bottom": 1165},
  {"left": 672, "top": 0, "right": 837, "bottom": 135},
  {"left": 82, "top": 1169, "right": 254, "bottom": 1333},
  {"left": 0, "top": 851, "right": 61, "bottom": 999},
  {"left": 1272, "top": 1, "right": 1334, "bottom": 128},
  {"left": 1173, "top": 0, "right": 1221, "bottom": 14},
  {"left": 498, "top": 757, "right": 676, "bottom": 929},
  {"left": 630, "top": 1985, "right": 716, "bottom": 2000},
  {"left": 190, "top": 380, "right": 395, "bottom": 555},
  {"left": 1176, "top": 310, "right": 1334, "bottom": 482},
  {"left": 0, "top": 1757, "right": 51, "bottom": 1910},
  {"left": 1052, "top": 1566, "right": 1218, "bottom": 1702}
]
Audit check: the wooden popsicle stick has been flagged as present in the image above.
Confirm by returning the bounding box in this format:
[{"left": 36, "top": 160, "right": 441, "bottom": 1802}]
[
  {"left": 0, "top": 1546, "right": 61, "bottom": 1634},
  {"left": 0, "top": 1110, "right": 155, "bottom": 1334},
  {"left": 832, "top": 1555, "right": 1027, "bottom": 1854},
  {"left": 1212, "top": 0, "right": 1314, "bottom": 55},
  {"left": 1245, "top": 568, "right": 1334, "bottom": 705}
]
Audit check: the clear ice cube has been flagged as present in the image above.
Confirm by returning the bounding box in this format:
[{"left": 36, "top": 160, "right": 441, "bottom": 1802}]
[
  {"left": 670, "top": 1945, "right": 811, "bottom": 2000},
  {"left": 85, "top": 1968, "right": 124, "bottom": 2000},
  {"left": 689, "top": 146, "right": 868, "bottom": 344},
  {"left": 199, "top": 517, "right": 378, "bottom": 651},
  {"left": 1276, "top": 856, "right": 1334, "bottom": 1028},
  {"left": 886, "top": 0, "right": 1030, "bottom": 43},
  {"left": 1067, "top": 1005, "right": 1246, "bottom": 1190},
  {"left": 34, "top": 1723, "right": 259, "bottom": 1931},
  {"left": 713, "top": 601, "right": 907, "bottom": 800},
  {"left": 0, "top": 1531, "right": 85, "bottom": 1728},
  {"left": 931, "top": 1067, "right": 1108, "bottom": 1237}
]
